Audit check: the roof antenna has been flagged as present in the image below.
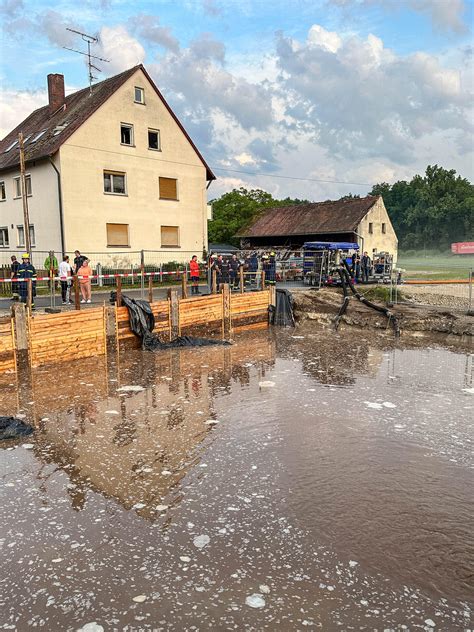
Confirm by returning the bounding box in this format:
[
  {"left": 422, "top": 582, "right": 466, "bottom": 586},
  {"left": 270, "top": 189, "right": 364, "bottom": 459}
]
[{"left": 64, "top": 28, "right": 109, "bottom": 95}]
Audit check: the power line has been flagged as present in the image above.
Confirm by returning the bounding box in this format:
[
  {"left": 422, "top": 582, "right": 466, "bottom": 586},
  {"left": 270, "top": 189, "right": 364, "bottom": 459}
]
[{"left": 212, "top": 167, "right": 372, "bottom": 187}]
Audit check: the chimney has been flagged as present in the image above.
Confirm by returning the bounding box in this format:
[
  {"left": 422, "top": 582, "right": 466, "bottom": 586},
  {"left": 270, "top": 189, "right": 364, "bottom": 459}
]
[{"left": 47, "top": 73, "right": 65, "bottom": 115}]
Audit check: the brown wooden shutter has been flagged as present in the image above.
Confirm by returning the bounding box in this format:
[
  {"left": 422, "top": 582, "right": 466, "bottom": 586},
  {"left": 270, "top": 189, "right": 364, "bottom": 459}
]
[
  {"left": 106, "top": 223, "right": 129, "bottom": 247},
  {"left": 159, "top": 177, "right": 177, "bottom": 200},
  {"left": 161, "top": 226, "right": 179, "bottom": 247}
]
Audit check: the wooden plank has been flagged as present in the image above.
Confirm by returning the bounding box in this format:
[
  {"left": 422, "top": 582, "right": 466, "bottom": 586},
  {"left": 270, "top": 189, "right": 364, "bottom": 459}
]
[{"left": 168, "top": 289, "right": 179, "bottom": 338}]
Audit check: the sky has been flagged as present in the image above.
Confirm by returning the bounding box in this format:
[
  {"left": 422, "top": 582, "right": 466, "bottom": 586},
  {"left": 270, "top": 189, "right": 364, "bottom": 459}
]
[{"left": 0, "top": 0, "right": 473, "bottom": 201}]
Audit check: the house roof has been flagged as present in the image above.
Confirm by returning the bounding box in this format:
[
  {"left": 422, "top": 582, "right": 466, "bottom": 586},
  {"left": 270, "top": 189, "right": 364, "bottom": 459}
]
[
  {"left": 0, "top": 64, "right": 216, "bottom": 181},
  {"left": 239, "top": 196, "right": 379, "bottom": 238}
]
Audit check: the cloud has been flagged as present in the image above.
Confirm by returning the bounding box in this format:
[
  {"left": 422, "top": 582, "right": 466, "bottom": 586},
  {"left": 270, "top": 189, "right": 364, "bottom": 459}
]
[
  {"left": 0, "top": 88, "right": 47, "bottom": 140},
  {"left": 37, "top": 9, "right": 82, "bottom": 47},
  {"left": 128, "top": 14, "right": 180, "bottom": 53},
  {"left": 190, "top": 33, "right": 225, "bottom": 62},
  {"left": 97, "top": 26, "right": 146, "bottom": 75},
  {"left": 202, "top": 0, "right": 222, "bottom": 16},
  {"left": 0, "top": 0, "right": 23, "bottom": 16}
]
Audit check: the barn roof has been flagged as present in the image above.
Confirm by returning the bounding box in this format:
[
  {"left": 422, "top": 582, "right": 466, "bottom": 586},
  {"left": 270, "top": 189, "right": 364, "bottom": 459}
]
[
  {"left": 0, "top": 65, "right": 215, "bottom": 181},
  {"left": 239, "top": 196, "right": 379, "bottom": 237}
]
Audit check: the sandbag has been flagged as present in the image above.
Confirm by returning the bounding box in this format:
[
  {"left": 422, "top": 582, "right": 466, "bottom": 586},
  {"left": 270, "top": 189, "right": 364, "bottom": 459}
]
[{"left": 0, "top": 416, "right": 34, "bottom": 441}]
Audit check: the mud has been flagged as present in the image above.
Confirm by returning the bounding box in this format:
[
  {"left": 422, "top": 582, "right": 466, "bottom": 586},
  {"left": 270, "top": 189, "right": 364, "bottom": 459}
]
[
  {"left": 0, "top": 327, "right": 472, "bottom": 630},
  {"left": 293, "top": 287, "right": 474, "bottom": 336}
]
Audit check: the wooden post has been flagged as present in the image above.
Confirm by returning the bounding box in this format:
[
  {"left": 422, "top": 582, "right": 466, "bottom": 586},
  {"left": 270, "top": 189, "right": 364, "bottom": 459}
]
[
  {"left": 116, "top": 276, "right": 122, "bottom": 307},
  {"left": 74, "top": 275, "right": 80, "bottom": 310},
  {"left": 27, "top": 278, "right": 33, "bottom": 311},
  {"left": 261, "top": 270, "right": 266, "bottom": 289},
  {"left": 212, "top": 268, "right": 217, "bottom": 294},
  {"left": 239, "top": 265, "right": 244, "bottom": 293},
  {"left": 168, "top": 288, "right": 179, "bottom": 339},
  {"left": 148, "top": 276, "right": 153, "bottom": 303},
  {"left": 12, "top": 302, "right": 32, "bottom": 385},
  {"left": 181, "top": 273, "right": 188, "bottom": 299},
  {"left": 18, "top": 132, "right": 32, "bottom": 256},
  {"left": 104, "top": 305, "right": 118, "bottom": 357},
  {"left": 222, "top": 283, "right": 231, "bottom": 339}
]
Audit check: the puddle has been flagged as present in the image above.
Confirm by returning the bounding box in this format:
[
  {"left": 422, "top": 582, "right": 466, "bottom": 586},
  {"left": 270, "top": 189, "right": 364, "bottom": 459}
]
[{"left": 0, "top": 328, "right": 472, "bottom": 630}]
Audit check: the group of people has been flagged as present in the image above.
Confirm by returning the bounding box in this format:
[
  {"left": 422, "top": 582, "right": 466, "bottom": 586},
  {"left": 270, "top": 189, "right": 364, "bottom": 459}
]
[
  {"left": 349, "top": 251, "right": 372, "bottom": 283},
  {"left": 10, "top": 250, "right": 93, "bottom": 308},
  {"left": 208, "top": 251, "right": 277, "bottom": 288}
]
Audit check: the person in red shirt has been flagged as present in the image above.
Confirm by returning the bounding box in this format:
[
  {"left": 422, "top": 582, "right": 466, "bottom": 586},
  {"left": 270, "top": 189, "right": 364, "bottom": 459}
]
[{"left": 189, "top": 255, "right": 200, "bottom": 295}]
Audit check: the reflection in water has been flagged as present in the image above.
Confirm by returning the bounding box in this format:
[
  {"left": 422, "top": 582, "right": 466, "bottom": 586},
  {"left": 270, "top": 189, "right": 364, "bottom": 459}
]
[{"left": 0, "top": 328, "right": 472, "bottom": 630}]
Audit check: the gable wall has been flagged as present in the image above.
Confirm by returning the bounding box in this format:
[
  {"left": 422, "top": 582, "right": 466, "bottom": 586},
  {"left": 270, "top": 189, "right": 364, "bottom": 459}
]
[
  {"left": 357, "top": 197, "right": 398, "bottom": 262},
  {"left": 59, "top": 68, "right": 208, "bottom": 258}
]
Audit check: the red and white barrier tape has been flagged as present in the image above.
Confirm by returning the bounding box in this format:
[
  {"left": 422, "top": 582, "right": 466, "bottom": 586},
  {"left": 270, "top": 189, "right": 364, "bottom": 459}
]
[{"left": 0, "top": 270, "right": 207, "bottom": 283}]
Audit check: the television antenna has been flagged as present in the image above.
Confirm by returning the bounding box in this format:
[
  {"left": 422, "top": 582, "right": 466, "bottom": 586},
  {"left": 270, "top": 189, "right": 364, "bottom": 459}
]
[{"left": 64, "top": 28, "right": 109, "bottom": 95}]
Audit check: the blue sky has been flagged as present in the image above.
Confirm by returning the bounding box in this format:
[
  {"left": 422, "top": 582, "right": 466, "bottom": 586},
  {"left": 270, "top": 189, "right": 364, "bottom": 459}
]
[{"left": 1, "top": 0, "right": 473, "bottom": 200}]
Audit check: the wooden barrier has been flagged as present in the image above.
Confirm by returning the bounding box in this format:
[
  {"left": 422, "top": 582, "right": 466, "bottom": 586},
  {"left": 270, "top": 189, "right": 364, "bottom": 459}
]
[{"left": 0, "top": 287, "right": 272, "bottom": 374}]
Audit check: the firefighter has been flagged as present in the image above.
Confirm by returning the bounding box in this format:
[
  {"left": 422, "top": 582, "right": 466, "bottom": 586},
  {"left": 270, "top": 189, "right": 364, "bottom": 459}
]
[
  {"left": 18, "top": 253, "right": 37, "bottom": 309},
  {"left": 267, "top": 251, "right": 276, "bottom": 284}
]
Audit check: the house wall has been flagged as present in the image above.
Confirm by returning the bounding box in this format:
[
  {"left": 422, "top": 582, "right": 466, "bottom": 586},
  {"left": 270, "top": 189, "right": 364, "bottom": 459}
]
[
  {"left": 0, "top": 159, "right": 62, "bottom": 261},
  {"left": 59, "top": 68, "right": 208, "bottom": 262},
  {"left": 357, "top": 197, "right": 398, "bottom": 262}
]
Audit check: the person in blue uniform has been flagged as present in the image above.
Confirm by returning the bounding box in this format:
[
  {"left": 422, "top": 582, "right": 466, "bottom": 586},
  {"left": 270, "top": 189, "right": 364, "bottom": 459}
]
[{"left": 18, "top": 253, "right": 37, "bottom": 309}]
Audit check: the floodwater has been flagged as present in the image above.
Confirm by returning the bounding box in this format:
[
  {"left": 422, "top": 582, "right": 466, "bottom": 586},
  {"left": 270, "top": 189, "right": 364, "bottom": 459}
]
[{"left": 0, "top": 327, "right": 473, "bottom": 631}]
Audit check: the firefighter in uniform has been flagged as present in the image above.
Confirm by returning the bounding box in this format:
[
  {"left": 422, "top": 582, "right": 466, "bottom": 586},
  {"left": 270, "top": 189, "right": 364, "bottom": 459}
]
[{"left": 18, "top": 253, "right": 37, "bottom": 309}]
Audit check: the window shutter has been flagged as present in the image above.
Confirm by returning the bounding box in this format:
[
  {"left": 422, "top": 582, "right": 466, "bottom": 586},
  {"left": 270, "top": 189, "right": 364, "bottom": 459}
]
[
  {"left": 107, "top": 223, "right": 129, "bottom": 247},
  {"left": 161, "top": 226, "right": 179, "bottom": 247},
  {"left": 159, "top": 177, "right": 177, "bottom": 200}
]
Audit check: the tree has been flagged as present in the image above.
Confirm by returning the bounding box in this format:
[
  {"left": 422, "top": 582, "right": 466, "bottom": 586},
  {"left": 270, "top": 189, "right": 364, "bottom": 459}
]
[
  {"left": 370, "top": 165, "right": 473, "bottom": 250},
  {"left": 208, "top": 188, "right": 309, "bottom": 246}
]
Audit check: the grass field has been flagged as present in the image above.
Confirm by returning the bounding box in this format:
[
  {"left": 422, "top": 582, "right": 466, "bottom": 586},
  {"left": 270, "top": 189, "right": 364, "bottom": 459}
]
[{"left": 397, "top": 253, "right": 474, "bottom": 280}]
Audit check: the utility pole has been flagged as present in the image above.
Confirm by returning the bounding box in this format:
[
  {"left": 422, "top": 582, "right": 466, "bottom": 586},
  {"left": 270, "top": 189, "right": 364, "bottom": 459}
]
[{"left": 18, "top": 132, "right": 31, "bottom": 256}]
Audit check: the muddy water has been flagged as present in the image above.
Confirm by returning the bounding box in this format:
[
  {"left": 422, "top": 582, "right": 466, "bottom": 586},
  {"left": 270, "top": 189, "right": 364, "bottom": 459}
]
[{"left": 0, "top": 328, "right": 472, "bottom": 630}]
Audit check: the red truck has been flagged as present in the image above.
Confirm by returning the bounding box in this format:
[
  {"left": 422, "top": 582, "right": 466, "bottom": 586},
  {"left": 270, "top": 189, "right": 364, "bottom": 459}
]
[{"left": 451, "top": 242, "right": 474, "bottom": 255}]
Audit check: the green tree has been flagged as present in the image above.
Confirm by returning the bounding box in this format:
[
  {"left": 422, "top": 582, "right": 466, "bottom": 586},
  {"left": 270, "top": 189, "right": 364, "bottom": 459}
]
[
  {"left": 371, "top": 165, "right": 473, "bottom": 250},
  {"left": 208, "top": 187, "right": 309, "bottom": 246}
]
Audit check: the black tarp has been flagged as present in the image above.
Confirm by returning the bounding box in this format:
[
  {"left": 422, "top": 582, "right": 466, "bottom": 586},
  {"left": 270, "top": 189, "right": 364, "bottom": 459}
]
[
  {"left": 115, "top": 293, "right": 231, "bottom": 350},
  {"left": 270, "top": 289, "right": 295, "bottom": 327},
  {"left": 0, "top": 417, "right": 34, "bottom": 441}
]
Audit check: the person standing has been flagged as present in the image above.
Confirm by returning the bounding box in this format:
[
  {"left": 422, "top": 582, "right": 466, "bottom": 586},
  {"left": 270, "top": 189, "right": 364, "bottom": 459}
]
[
  {"left": 73, "top": 250, "right": 86, "bottom": 275},
  {"left": 10, "top": 255, "right": 20, "bottom": 300},
  {"left": 354, "top": 254, "right": 361, "bottom": 283},
  {"left": 59, "top": 255, "right": 73, "bottom": 304},
  {"left": 18, "top": 253, "right": 37, "bottom": 309},
  {"left": 229, "top": 254, "right": 240, "bottom": 289},
  {"left": 268, "top": 251, "right": 277, "bottom": 284},
  {"left": 361, "top": 251, "right": 371, "bottom": 283},
  {"left": 77, "top": 258, "right": 92, "bottom": 303},
  {"left": 249, "top": 252, "right": 258, "bottom": 285},
  {"left": 189, "top": 255, "right": 200, "bottom": 295},
  {"left": 44, "top": 253, "right": 58, "bottom": 290}
]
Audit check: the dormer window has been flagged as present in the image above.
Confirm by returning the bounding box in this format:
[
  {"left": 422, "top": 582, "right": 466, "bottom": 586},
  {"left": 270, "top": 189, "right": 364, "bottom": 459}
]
[{"left": 134, "top": 87, "right": 145, "bottom": 104}]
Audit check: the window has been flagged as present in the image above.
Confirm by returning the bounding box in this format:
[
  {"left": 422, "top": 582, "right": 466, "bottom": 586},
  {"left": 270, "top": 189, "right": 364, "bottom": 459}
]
[
  {"left": 159, "top": 177, "right": 178, "bottom": 200},
  {"left": 134, "top": 87, "right": 145, "bottom": 104},
  {"left": 4, "top": 139, "right": 18, "bottom": 153},
  {"left": 368, "top": 222, "right": 373, "bottom": 234},
  {"left": 17, "top": 225, "right": 35, "bottom": 248},
  {"left": 104, "top": 171, "right": 126, "bottom": 195},
  {"left": 161, "top": 225, "right": 179, "bottom": 248},
  {"left": 0, "top": 228, "right": 9, "bottom": 247},
  {"left": 14, "top": 175, "right": 32, "bottom": 198},
  {"left": 382, "top": 222, "right": 386, "bottom": 234},
  {"left": 148, "top": 129, "right": 161, "bottom": 151},
  {"left": 120, "top": 123, "right": 134, "bottom": 146},
  {"left": 30, "top": 130, "right": 46, "bottom": 143},
  {"left": 106, "top": 223, "right": 130, "bottom": 247},
  {"left": 0, "top": 181, "right": 5, "bottom": 201}
]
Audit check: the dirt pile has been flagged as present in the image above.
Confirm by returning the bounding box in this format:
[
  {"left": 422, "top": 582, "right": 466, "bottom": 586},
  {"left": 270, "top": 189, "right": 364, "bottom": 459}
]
[{"left": 292, "top": 288, "right": 473, "bottom": 337}]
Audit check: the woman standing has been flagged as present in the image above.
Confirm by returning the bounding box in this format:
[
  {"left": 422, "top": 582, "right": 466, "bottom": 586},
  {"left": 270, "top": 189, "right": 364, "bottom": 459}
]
[
  {"left": 59, "top": 255, "right": 73, "bottom": 304},
  {"left": 77, "top": 258, "right": 92, "bottom": 303}
]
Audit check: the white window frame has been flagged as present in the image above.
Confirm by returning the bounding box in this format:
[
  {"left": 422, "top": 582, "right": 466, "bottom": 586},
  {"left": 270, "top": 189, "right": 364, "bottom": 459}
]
[
  {"left": 0, "top": 227, "right": 9, "bottom": 247},
  {"left": 13, "top": 175, "right": 32, "bottom": 198},
  {"left": 4, "top": 139, "right": 18, "bottom": 153},
  {"left": 0, "top": 180, "right": 5, "bottom": 201},
  {"left": 103, "top": 171, "right": 127, "bottom": 196},
  {"left": 120, "top": 123, "right": 134, "bottom": 146},
  {"left": 30, "top": 130, "right": 46, "bottom": 143},
  {"left": 17, "top": 224, "right": 35, "bottom": 248},
  {"left": 148, "top": 129, "right": 161, "bottom": 151},
  {"left": 134, "top": 86, "right": 145, "bottom": 104}
]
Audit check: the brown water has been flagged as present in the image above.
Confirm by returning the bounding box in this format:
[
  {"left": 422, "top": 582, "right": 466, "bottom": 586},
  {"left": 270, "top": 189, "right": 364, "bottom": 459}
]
[{"left": 0, "top": 328, "right": 473, "bottom": 631}]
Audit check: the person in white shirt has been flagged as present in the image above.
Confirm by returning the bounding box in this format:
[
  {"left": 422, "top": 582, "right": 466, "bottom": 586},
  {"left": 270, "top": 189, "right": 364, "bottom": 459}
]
[{"left": 59, "top": 255, "right": 73, "bottom": 305}]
